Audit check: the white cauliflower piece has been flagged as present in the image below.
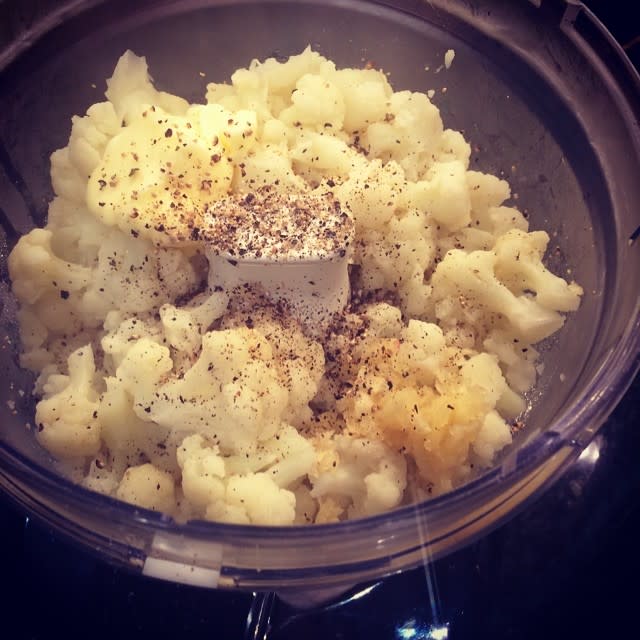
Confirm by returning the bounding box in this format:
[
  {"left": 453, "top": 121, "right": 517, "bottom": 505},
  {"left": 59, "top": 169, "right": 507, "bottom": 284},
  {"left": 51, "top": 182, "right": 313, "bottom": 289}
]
[
  {"left": 86, "top": 104, "right": 233, "bottom": 247},
  {"left": 160, "top": 290, "right": 229, "bottom": 353},
  {"left": 225, "top": 473, "right": 296, "bottom": 525},
  {"left": 233, "top": 145, "right": 307, "bottom": 192},
  {"left": 80, "top": 230, "right": 200, "bottom": 322},
  {"left": 101, "top": 312, "right": 164, "bottom": 372},
  {"left": 46, "top": 197, "right": 110, "bottom": 266},
  {"left": 67, "top": 102, "right": 121, "bottom": 177},
  {"left": 422, "top": 160, "right": 471, "bottom": 231},
  {"left": 483, "top": 329, "right": 538, "bottom": 394},
  {"left": 177, "top": 434, "right": 227, "bottom": 512},
  {"left": 472, "top": 410, "right": 513, "bottom": 465},
  {"left": 362, "top": 303, "right": 403, "bottom": 338},
  {"left": 290, "top": 130, "right": 367, "bottom": 180},
  {"left": 364, "top": 90, "right": 444, "bottom": 180},
  {"left": 243, "top": 314, "right": 325, "bottom": 427},
  {"left": 177, "top": 434, "right": 297, "bottom": 525},
  {"left": 403, "top": 161, "right": 476, "bottom": 233},
  {"left": 115, "top": 337, "right": 173, "bottom": 406},
  {"left": 460, "top": 351, "right": 526, "bottom": 419},
  {"left": 15, "top": 307, "right": 54, "bottom": 371},
  {"left": 397, "top": 320, "right": 446, "bottom": 387},
  {"left": 435, "top": 128, "right": 471, "bottom": 166},
  {"left": 459, "top": 352, "right": 508, "bottom": 407},
  {"left": 224, "top": 425, "right": 316, "bottom": 489},
  {"left": 8, "top": 228, "right": 91, "bottom": 305},
  {"left": 35, "top": 346, "right": 101, "bottom": 458},
  {"left": 105, "top": 50, "right": 189, "bottom": 123},
  {"left": 335, "top": 159, "right": 405, "bottom": 231},
  {"left": 116, "top": 463, "right": 176, "bottom": 513},
  {"left": 431, "top": 247, "right": 568, "bottom": 343},
  {"left": 99, "top": 377, "right": 172, "bottom": 472},
  {"left": 493, "top": 229, "right": 583, "bottom": 312},
  {"left": 279, "top": 73, "right": 345, "bottom": 129},
  {"left": 50, "top": 102, "right": 121, "bottom": 204},
  {"left": 332, "top": 67, "right": 392, "bottom": 133},
  {"left": 357, "top": 209, "right": 435, "bottom": 317},
  {"left": 489, "top": 206, "right": 529, "bottom": 236},
  {"left": 245, "top": 46, "right": 336, "bottom": 98},
  {"left": 310, "top": 436, "right": 407, "bottom": 519},
  {"left": 135, "top": 328, "right": 288, "bottom": 453},
  {"left": 466, "top": 170, "right": 511, "bottom": 229}
]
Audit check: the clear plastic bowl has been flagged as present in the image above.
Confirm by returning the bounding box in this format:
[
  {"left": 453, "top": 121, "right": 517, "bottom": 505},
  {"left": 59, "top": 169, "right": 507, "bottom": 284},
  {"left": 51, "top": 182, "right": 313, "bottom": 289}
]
[{"left": 1, "top": 0, "right": 639, "bottom": 601}]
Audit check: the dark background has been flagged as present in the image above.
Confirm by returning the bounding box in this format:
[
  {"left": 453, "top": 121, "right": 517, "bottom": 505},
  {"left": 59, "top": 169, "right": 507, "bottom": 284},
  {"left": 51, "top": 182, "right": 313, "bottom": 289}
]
[{"left": 1, "top": 1, "right": 639, "bottom": 638}]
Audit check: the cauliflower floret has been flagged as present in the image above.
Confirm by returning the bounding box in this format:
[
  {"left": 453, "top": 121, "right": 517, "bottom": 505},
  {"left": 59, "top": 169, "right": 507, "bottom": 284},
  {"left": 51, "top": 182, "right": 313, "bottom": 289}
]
[
  {"left": 133, "top": 328, "right": 288, "bottom": 453},
  {"left": 290, "top": 130, "right": 367, "bottom": 181},
  {"left": 362, "top": 303, "right": 403, "bottom": 338},
  {"left": 225, "top": 473, "right": 296, "bottom": 525},
  {"left": 396, "top": 320, "right": 447, "bottom": 387},
  {"left": 8, "top": 228, "right": 91, "bottom": 306},
  {"left": 99, "top": 377, "right": 172, "bottom": 472},
  {"left": 488, "top": 206, "right": 529, "bottom": 236},
  {"left": 80, "top": 230, "right": 200, "bottom": 322},
  {"left": 35, "top": 346, "right": 101, "bottom": 459},
  {"left": 364, "top": 90, "right": 444, "bottom": 180},
  {"left": 50, "top": 102, "right": 121, "bottom": 204},
  {"left": 339, "top": 332, "right": 510, "bottom": 494},
  {"left": 177, "top": 434, "right": 298, "bottom": 525},
  {"left": 357, "top": 209, "right": 435, "bottom": 317},
  {"left": 105, "top": 50, "right": 189, "bottom": 123},
  {"left": 160, "top": 290, "right": 229, "bottom": 353},
  {"left": 493, "top": 229, "right": 583, "bottom": 312},
  {"left": 241, "top": 313, "right": 325, "bottom": 427},
  {"left": 86, "top": 104, "right": 233, "bottom": 247},
  {"left": 435, "top": 128, "right": 471, "bottom": 166},
  {"left": 9, "top": 224, "right": 200, "bottom": 355},
  {"left": 67, "top": 103, "right": 121, "bottom": 177},
  {"left": 246, "top": 46, "right": 336, "bottom": 98},
  {"left": 233, "top": 145, "right": 307, "bottom": 192},
  {"left": 431, "top": 247, "right": 568, "bottom": 343},
  {"left": 466, "top": 170, "right": 511, "bottom": 229},
  {"left": 15, "top": 307, "right": 54, "bottom": 371},
  {"left": 116, "top": 463, "right": 176, "bottom": 513},
  {"left": 483, "top": 329, "right": 538, "bottom": 394},
  {"left": 224, "top": 425, "right": 316, "bottom": 489},
  {"left": 422, "top": 160, "right": 471, "bottom": 231},
  {"left": 332, "top": 67, "right": 392, "bottom": 133},
  {"left": 472, "top": 410, "right": 512, "bottom": 465},
  {"left": 116, "top": 337, "right": 173, "bottom": 404},
  {"left": 459, "top": 352, "right": 508, "bottom": 407},
  {"left": 310, "top": 435, "right": 407, "bottom": 519},
  {"left": 279, "top": 73, "right": 345, "bottom": 129},
  {"left": 101, "top": 312, "right": 164, "bottom": 372},
  {"left": 335, "top": 160, "right": 405, "bottom": 231},
  {"left": 177, "top": 434, "right": 227, "bottom": 512},
  {"left": 46, "top": 197, "right": 110, "bottom": 266}
]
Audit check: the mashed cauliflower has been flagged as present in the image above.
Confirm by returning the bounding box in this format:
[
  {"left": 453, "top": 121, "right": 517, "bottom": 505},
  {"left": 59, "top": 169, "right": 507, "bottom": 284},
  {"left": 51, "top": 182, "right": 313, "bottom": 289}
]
[{"left": 8, "top": 49, "right": 583, "bottom": 525}]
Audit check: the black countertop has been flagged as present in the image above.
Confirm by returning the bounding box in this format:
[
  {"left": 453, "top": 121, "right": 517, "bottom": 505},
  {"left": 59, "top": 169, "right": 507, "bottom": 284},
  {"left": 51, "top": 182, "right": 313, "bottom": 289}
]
[{"left": 2, "top": 2, "right": 639, "bottom": 638}]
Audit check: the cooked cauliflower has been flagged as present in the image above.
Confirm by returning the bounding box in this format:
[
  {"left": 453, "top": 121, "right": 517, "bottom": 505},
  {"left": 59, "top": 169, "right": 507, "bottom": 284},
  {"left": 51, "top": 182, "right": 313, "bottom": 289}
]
[
  {"left": 8, "top": 48, "right": 583, "bottom": 525},
  {"left": 176, "top": 433, "right": 299, "bottom": 525},
  {"left": 310, "top": 435, "right": 407, "bottom": 520},
  {"left": 116, "top": 463, "right": 177, "bottom": 513},
  {"left": 35, "top": 346, "right": 101, "bottom": 459}
]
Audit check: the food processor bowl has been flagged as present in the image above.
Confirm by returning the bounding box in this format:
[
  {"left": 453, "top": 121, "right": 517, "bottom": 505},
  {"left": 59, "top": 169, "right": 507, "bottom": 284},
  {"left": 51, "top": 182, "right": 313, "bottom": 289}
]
[{"left": 1, "top": 0, "right": 639, "bottom": 602}]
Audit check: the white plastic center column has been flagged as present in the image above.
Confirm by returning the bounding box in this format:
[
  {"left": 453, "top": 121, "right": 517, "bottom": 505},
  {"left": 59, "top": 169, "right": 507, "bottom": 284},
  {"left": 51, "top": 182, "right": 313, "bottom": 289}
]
[{"left": 201, "top": 187, "right": 354, "bottom": 333}]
